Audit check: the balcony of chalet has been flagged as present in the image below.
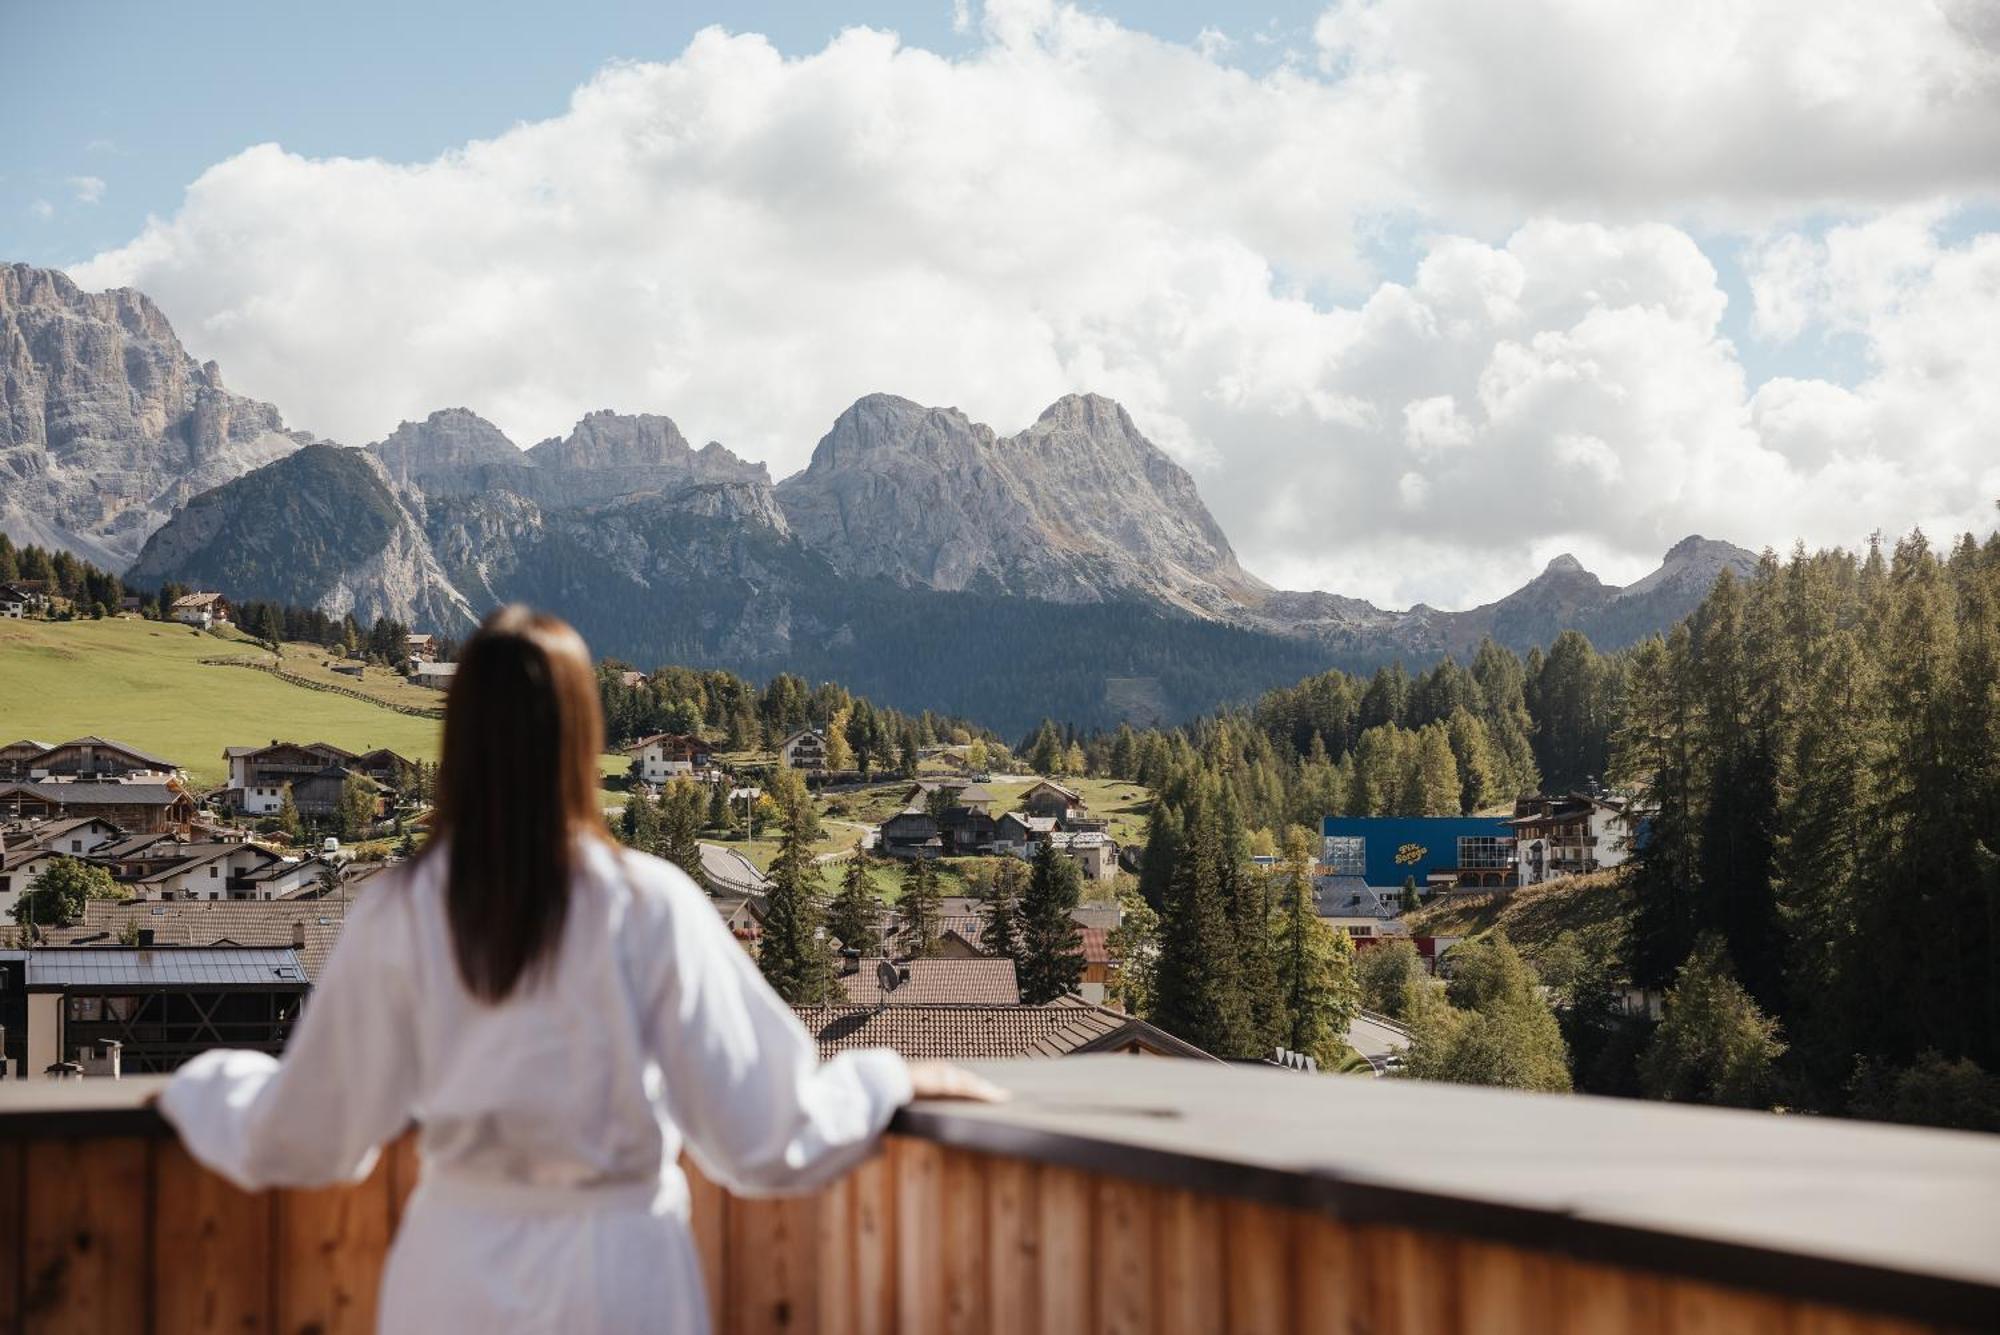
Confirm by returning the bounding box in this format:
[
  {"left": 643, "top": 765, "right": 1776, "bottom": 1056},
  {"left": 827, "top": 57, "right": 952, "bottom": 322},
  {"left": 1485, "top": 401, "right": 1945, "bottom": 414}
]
[{"left": 0, "top": 1057, "right": 1993, "bottom": 1334}]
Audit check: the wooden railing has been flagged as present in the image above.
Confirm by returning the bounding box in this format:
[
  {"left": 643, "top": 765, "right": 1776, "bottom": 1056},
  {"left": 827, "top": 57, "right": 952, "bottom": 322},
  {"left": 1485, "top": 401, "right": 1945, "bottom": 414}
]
[{"left": 0, "top": 1059, "right": 1994, "bottom": 1333}]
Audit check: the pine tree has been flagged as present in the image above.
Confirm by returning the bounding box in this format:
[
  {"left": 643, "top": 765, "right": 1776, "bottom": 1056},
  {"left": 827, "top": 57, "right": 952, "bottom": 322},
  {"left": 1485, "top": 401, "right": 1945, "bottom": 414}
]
[
  {"left": 1272, "top": 826, "right": 1359, "bottom": 1066},
  {"left": 1217, "top": 784, "right": 1283, "bottom": 1051},
  {"left": 659, "top": 780, "right": 705, "bottom": 883},
  {"left": 1151, "top": 792, "right": 1253, "bottom": 1056},
  {"left": 826, "top": 857, "right": 881, "bottom": 955},
  {"left": 1018, "top": 840, "right": 1084, "bottom": 1003},
  {"left": 1135, "top": 801, "right": 1182, "bottom": 911},
  {"left": 620, "top": 789, "right": 662, "bottom": 853},
  {"left": 275, "top": 783, "right": 303, "bottom": 841},
  {"left": 1104, "top": 882, "right": 1160, "bottom": 1015},
  {"left": 757, "top": 784, "right": 833, "bottom": 1003},
  {"left": 984, "top": 857, "right": 1026, "bottom": 961},
  {"left": 898, "top": 856, "right": 943, "bottom": 958},
  {"left": 1639, "top": 936, "right": 1786, "bottom": 1109}
]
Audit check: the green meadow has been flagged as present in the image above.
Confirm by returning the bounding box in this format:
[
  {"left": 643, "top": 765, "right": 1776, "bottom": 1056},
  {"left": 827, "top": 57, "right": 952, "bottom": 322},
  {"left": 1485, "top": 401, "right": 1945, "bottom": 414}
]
[{"left": 0, "top": 617, "right": 442, "bottom": 786}]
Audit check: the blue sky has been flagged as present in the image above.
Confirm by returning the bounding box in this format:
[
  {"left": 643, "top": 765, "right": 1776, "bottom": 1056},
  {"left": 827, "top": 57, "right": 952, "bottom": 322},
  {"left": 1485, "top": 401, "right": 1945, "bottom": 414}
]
[{"left": 14, "top": 0, "right": 1999, "bottom": 606}]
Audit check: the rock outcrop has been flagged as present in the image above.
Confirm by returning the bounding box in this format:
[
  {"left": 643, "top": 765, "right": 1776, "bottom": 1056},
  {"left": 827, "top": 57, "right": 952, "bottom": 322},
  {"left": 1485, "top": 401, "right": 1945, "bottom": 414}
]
[
  {"left": 775, "top": 393, "right": 1261, "bottom": 612},
  {"left": 0, "top": 263, "right": 305, "bottom": 567}
]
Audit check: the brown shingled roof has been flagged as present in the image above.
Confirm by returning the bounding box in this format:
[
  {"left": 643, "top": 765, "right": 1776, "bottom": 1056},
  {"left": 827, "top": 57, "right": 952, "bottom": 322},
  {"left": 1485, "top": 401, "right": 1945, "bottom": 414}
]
[
  {"left": 39, "top": 897, "right": 358, "bottom": 980},
  {"left": 839, "top": 957, "right": 1019, "bottom": 1005},
  {"left": 792, "top": 997, "right": 1217, "bottom": 1062}
]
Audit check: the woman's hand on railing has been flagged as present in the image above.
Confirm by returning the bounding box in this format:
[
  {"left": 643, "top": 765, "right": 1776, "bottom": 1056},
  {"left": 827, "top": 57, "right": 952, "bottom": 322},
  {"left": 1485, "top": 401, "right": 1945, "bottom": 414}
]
[{"left": 906, "top": 1061, "right": 1008, "bottom": 1103}]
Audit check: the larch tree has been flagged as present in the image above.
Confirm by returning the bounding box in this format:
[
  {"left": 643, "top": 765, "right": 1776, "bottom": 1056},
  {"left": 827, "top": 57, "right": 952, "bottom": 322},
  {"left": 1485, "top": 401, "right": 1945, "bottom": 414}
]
[{"left": 1272, "top": 826, "right": 1359, "bottom": 1068}]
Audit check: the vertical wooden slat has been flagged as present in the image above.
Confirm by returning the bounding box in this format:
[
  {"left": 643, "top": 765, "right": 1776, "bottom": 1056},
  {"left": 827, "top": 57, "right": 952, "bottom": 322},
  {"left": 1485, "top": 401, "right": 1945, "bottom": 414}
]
[
  {"left": 1364, "top": 1225, "right": 1458, "bottom": 1335},
  {"left": 1456, "top": 1238, "right": 1553, "bottom": 1335},
  {"left": 1554, "top": 1257, "right": 1669, "bottom": 1335},
  {"left": 685, "top": 1156, "right": 729, "bottom": 1333},
  {"left": 816, "top": 1170, "right": 857, "bottom": 1335},
  {"left": 0, "top": 1140, "right": 24, "bottom": 1333},
  {"left": 1157, "top": 1188, "right": 1225, "bottom": 1335},
  {"left": 851, "top": 1150, "right": 899, "bottom": 1335},
  {"left": 274, "top": 1154, "right": 393, "bottom": 1335},
  {"left": 153, "top": 1139, "right": 271, "bottom": 1335},
  {"left": 22, "top": 1135, "right": 149, "bottom": 1335},
  {"left": 1035, "top": 1164, "right": 1094, "bottom": 1335},
  {"left": 1222, "top": 1198, "right": 1291, "bottom": 1335},
  {"left": 1091, "top": 1176, "right": 1155, "bottom": 1335},
  {"left": 1665, "top": 1279, "right": 1797, "bottom": 1335},
  {"left": 985, "top": 1155, "right": 1041, "bottom": 1335},
  {"left": 940, "top": 1150, "right": 991, "bottom": 1335},
  {"left": 1292, "top": 1212, "right": 1360, "bottom": 1335},
  {"left": 727, "top": 1193, "right": 819, "bottom": 1335},
  {"left": 894, "top": 1138, "right": 947, "bottom": 1335}
]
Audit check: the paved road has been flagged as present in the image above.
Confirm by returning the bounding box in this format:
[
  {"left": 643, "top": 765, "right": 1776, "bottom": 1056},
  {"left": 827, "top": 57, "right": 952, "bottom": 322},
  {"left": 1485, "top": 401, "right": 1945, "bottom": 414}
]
[{"left": 1347, "top": 1010, "right": 1413, "bottom": 1074}]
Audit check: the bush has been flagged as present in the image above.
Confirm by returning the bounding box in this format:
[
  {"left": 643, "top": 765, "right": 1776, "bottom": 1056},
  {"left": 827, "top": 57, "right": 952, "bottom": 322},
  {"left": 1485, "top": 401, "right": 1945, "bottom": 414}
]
[
  {"left": 1403, "top": 936, "right": 1572, "bottom": 1093},
  {"left": 1639, "top": 936, "right": 1786, "bottom": 1109},
  {"left": 1848, "top": 1053, "right": 2000, "bottom": 1133},
  {"left": 1356, "top": 937, "right": 1426, "bottom": 1021}
]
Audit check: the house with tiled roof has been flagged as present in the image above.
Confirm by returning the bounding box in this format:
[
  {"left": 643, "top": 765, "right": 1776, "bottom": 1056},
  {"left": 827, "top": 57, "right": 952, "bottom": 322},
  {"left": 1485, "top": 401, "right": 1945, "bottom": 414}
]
[
  {"left": 27, "top": 737, "right": 183, "bottom": 781},
  {"left": 0, "top": 781, "right": 194, "bottom": 834},
  {"left": 625, "top": 732, "right": 715, "bottom": 785},
  {"left": 793, "top": 995, "right": 1217, "bottom": 1063},
  {"left": 39, "top": 897, "right": 357, "bottom": 981},
  {"left": 0, "top": 740, "right": 53, "bottom": 780},
  {"left": 838, "top": 957, "right": 1020, "bottom": 1006},
  {"left": 169, "top": 591, "right": 231, "bottom": 628}
]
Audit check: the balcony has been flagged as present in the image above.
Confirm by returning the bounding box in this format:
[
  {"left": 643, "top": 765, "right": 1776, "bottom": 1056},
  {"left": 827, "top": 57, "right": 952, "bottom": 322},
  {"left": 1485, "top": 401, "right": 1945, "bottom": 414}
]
[{"left": 0, "top": 1058, "right": 1994, "bottom": 1332}]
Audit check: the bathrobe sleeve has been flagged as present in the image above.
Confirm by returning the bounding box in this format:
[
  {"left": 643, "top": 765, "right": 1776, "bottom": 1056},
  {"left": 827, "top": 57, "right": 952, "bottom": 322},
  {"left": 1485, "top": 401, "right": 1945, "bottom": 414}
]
[
  {"left": 646, "top": 863, "right": 912, "bottom": 1197},
  {"left": 159, "top": 887, "right": 419, "bottom": 1193}
]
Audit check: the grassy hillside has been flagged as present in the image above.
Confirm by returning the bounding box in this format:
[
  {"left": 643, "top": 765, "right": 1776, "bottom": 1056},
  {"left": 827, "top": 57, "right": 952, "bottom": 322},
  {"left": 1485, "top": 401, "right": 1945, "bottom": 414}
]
[
  {"left": 1404, "top": 867, "right": 1634, "bottom": 966},
  {"left": 0, "top": 617, "right": 443, "bottom": 785}
]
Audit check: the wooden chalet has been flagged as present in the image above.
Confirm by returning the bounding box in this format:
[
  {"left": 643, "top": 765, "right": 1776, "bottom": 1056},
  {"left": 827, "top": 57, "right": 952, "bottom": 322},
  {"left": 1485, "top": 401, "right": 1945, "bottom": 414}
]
[
  {"left": 25, "top": 736, "right": 181, "bottom": 781},
  {"left": 0, "top": 781, "right": 194, "bottom": 835},
  {"left": 168, "top": 591, "right": 231, "bottom": 627}
]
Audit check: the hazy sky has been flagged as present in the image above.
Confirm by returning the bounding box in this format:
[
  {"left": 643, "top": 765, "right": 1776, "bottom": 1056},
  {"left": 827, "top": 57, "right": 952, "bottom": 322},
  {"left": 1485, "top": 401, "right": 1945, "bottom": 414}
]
[{"left": 8, "top": 0, "right": 1999, "bottom": 607}]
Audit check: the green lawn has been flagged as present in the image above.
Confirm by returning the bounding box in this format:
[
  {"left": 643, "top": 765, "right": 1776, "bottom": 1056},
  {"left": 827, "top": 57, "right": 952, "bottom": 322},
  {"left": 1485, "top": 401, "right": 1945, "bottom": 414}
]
[
  {"left": 0, "top": 617, "right": 442, "bottom": 785},
  {"left": 0, "top": 617, "right": 636, "bottom": 788}
]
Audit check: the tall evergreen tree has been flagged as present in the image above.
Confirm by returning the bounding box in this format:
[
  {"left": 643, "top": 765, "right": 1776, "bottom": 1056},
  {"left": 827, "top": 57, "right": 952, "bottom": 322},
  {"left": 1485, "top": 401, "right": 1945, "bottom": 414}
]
[
  {"left": 658, "top": 781, "right": 705, "bottom": 883},
  {"left": 757, "top": 785, "right": 833, "bottom": 1003},
  {"left": 1151, "top": 792, "right": 1253, "bottom": 1056},
  {"left": 826, "top": 857, "right": 881, "bottom": 955},
  {"left": 898, "top": 856, "right": 943, "bottom": 958},
  {"left": 1017, "top": 840, "right": 1084, "bottom": 1004},
  {"left": 983, "top": 857, "right": 1026, "bottom": 962},
  {"left": 1272, "top": 826, "right": 1359, "bottom": 1066}
]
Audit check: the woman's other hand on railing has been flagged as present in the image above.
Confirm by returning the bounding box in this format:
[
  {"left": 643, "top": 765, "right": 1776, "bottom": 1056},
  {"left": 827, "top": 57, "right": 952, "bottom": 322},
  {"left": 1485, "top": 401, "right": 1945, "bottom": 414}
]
[{"left": 906, "top": 1061, "right": 1008, "bottom": 1103}]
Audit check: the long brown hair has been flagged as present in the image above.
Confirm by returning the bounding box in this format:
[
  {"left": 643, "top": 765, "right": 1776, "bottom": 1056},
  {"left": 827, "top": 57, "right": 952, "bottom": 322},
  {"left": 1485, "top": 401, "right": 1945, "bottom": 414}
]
[{"left": 427, "top": 606, "right": 608, "bottom": 1001}]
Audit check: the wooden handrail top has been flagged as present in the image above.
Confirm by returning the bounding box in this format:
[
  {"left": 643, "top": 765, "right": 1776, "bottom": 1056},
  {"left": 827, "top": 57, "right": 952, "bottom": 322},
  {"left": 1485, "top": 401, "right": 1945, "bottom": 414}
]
[{"left": 4, "top": 1057, "right": 1997, "bottom": 1327}]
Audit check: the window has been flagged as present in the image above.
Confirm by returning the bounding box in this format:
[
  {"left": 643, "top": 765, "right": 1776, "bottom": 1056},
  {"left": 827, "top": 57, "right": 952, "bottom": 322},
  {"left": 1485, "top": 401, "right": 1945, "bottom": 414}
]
[
  {"left": 1323, "top": 835, "right": 1366, "bottom": 876},
  {"left": 208, "top": 865, "right": 218, "bottom": 877},
  {"left": 1348, "top": 925, "right": 1372, "bottom": 937},
  {"left": 1457, "top": 835, "right": 1516, "bottom": 870},
  {"left": 69, "top": 840, "right": 82, "bottom": 852}
]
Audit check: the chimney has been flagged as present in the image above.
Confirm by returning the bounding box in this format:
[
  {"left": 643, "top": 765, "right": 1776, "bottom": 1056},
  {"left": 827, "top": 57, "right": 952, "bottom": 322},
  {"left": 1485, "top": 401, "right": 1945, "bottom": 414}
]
[
  {"left": 840, "top": 947, "right": 861, "bottom": 976},
  {"left": 136, "top": 928, "right": 154, "bottom": 948},
  {"left": 291, "top": 920, "right": 307, "bottom": 949}
]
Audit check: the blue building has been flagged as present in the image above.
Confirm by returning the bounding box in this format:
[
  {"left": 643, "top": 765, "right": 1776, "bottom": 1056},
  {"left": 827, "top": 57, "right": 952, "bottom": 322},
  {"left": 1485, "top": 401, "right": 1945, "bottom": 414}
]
[{"left": 1319, "top": 816, "right": 1518, "bottom": 891}]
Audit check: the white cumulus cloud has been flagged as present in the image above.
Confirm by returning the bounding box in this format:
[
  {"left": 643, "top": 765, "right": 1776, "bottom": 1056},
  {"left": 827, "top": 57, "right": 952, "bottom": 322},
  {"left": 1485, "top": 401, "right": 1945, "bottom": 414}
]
[{"left": 69, "top": 1, "right": 2000, "bottom": 607}]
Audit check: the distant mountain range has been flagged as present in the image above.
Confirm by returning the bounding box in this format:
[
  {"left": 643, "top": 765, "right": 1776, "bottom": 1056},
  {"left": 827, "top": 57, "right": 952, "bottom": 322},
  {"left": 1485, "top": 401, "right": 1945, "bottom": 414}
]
[{"left": 2, "top": 262, "right": 1758, "bottom": 730}]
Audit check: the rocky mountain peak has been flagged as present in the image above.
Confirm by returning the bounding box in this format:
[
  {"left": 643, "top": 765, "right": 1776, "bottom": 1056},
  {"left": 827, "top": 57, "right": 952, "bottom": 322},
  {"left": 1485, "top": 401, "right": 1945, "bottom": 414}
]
[
  {"left": 1614, "top": 533, "right": 1759, "bottom": 602},
  {"left": 527, "top": 410, "right": 768, "bottom": 485},
  {"left": 1, "top": 261, "right": 303, "bottom": 569},
  {"left": 777, "top": 391, "right": 1259, "bottom": 611},
  {"left": 1541, "top": 553, "right": 1588, "bottom": 577},
  {"left": 369, "top": 409, "right": 521, "bottom": 490}
]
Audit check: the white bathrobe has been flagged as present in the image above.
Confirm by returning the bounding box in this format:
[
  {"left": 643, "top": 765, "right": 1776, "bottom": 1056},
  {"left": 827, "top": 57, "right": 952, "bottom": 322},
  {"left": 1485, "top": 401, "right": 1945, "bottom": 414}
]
[{"left": 161, "top": 839, "right": 911, "bottom": 1334}]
